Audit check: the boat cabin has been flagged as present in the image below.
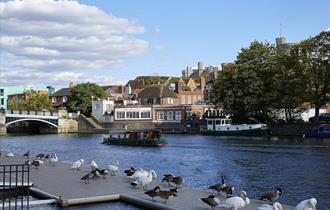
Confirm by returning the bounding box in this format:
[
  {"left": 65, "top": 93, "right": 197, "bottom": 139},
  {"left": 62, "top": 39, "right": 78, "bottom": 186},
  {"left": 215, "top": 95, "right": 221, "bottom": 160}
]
[
  {"left": 206, "top": 118, "right": 267, "bottom": 131},
  {"left": 206, "top": 118, "right": 232, "bottom": 131},
  {"left": 108, "top": 129, "right": 161, "bottom": 141}
]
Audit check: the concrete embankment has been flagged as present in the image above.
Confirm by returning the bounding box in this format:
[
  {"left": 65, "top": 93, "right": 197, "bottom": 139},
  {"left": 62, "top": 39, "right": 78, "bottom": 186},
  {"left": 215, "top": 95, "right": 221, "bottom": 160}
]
[{"left": 0, "top": 152, "right": 294, "bottom": 210}]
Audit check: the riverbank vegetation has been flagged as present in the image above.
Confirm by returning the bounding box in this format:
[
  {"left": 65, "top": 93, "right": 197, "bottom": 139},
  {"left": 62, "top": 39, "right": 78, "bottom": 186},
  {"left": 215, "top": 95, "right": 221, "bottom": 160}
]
[{"left": 209, "top": 31, "right": 329, "bottom": 123}]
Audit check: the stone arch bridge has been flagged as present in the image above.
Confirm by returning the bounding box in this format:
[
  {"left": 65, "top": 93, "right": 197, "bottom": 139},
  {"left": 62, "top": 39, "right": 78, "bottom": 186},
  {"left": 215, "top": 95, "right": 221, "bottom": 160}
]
[{"left": 0, "top": 110, "right": 78, "bottom": 135}]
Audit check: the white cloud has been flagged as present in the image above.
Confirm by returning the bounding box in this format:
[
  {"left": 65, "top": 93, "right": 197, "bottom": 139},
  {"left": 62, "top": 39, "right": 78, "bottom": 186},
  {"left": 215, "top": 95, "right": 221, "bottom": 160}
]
[
  {"left": 0, "top": 70, "right": 125, "bottom": 87},
  {"left": 0, "top": 0, "right": 149, "bottom": 85}
]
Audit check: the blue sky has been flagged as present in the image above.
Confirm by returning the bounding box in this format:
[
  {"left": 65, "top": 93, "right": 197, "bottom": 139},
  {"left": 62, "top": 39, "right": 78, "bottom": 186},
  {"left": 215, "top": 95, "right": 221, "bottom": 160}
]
[
  {"left": 80, "top": 0, "right": 330, "bottom": 79},
  {"left": 0, "top": 0, "right": 329, "bottom": 88}
]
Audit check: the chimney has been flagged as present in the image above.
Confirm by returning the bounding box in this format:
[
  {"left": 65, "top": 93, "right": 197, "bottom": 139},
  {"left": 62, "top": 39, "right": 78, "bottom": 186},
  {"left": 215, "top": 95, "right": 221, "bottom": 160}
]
[{"left": 69, "top": 81, "right": 74, "bottom": 89}]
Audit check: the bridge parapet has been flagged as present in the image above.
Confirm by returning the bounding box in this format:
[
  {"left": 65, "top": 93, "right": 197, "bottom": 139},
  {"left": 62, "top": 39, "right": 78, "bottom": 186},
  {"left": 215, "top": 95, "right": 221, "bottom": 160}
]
[{"left": 5, "top": 109, "right": 59, "bottom": 117}]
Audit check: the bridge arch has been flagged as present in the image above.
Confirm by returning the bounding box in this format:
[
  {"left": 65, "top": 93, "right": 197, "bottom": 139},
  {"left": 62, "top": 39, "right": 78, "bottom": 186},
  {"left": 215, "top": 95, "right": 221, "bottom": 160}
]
[{"left": 6, "top": 119, "right": 58, "bottom": 128}]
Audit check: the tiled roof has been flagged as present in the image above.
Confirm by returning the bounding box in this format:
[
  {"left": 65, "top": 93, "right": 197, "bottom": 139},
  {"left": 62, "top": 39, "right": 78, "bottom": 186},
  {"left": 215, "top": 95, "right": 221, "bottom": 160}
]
[
  {"left": 50, "top": 88, "right": 71, "bottom": 97},
  {"left": 138, "top": 85, "right": 178, "bottom": 99}
]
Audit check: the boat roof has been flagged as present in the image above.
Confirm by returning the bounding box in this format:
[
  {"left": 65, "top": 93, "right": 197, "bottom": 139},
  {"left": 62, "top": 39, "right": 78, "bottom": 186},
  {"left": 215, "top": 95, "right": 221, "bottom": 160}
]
[{"left": 108, "top": 129, "right": 161, "bottom": 134}]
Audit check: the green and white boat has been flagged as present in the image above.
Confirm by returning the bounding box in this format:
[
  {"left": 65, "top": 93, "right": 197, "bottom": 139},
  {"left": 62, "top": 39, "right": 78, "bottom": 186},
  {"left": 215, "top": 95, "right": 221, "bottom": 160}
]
[
  {"left": 201, "top": 117, "right": 269, "bottom": 136},
  {"left": 103, "top": 129, "right": 167, "bottom": 147}
]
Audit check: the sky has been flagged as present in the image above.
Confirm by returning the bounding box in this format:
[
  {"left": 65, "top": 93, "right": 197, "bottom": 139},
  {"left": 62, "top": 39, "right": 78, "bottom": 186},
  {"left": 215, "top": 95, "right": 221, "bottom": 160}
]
[{"left": 0, "top": 0, "right": 329, "bottom": 89}]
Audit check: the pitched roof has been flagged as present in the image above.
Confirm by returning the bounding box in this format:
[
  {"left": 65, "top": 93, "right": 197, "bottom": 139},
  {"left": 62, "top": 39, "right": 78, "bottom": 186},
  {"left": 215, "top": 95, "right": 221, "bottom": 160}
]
[
  {"left": 138, "top": 85, "right": 178, "bottom": 99},
  {"left": 50, "top": 88, "right": 71, "bottom": 97}
]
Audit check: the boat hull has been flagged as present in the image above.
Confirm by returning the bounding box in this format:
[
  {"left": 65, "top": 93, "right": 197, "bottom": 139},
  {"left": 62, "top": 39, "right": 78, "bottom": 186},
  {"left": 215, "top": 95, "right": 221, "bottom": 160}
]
[
  {"left": 201, "top": 127, "right": 270, "bottom": 136},
  {"left": 103, "top": 138, "right": 167, "bottom": 147}
]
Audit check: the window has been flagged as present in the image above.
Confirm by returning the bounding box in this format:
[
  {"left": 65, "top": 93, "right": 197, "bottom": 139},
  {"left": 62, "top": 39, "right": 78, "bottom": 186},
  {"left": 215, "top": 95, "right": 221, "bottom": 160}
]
[
  {"left": 215, "top": 120, "right": 220, "bottom": 125},
  {"left": 0, "top": 98, "right": 3, "bottom": 105},
  {"left": 168, "top": 98, "right": 173, "bottom": 104},
  {"left": 0, "top": 89, "right": 4, "bottom": 96},
  {"left": 141, "top": 111, "right": 151, "bottom": 119},
  {"left": 182, "top": 96, "right": 186, "bottom": 104},
  {"left": 208, "top": 120, "right": 213, "bottom": 125},
  {"left": 157, "top": 111, "right": 164, "bottom": 120},
  {"left": 193, "top": 95, "right": 197, "bottom": 104},
  {"left": 116, "top": 111, "right": 125, "bottom": 119},
  {"left": 187, "top": 95, "right": 191, "bottom": 104},
  {"left": 175, "top": 111, "right": 181, "bottom": 121},
  {"left": 126, "top": 111, "right": 139, "bottom": 119},
  {"left": 167, "top": 111, "right": 173, "bottom": 120}
]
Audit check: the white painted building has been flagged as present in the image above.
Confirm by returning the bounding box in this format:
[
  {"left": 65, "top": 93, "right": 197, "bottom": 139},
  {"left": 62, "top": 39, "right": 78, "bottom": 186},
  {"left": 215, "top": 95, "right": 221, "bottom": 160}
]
[{"left": 92, "top": 99, "right": 114, "bottom": 123}]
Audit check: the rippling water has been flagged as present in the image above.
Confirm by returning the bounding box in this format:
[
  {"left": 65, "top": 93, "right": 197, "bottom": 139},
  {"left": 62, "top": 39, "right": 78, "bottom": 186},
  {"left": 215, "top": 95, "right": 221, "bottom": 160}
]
[{"left": 1, "top": 134, "right": 330, "bottom": 209}]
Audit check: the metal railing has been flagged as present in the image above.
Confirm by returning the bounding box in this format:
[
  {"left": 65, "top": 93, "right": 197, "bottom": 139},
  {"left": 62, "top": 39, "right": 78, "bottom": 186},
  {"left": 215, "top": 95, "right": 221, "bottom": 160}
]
[{"left": 0, "top": 164, "right": 30, "bottom": 209}]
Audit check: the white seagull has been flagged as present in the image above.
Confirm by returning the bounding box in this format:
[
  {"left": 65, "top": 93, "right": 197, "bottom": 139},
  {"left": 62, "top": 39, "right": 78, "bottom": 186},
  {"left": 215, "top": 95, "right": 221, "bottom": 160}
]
[
  {"left": 108, "top": 160, "right": 119, "bottom": 176},
  {"left": 71, "top": 159, "right": 84, "bottom": 170},
  {"left": 49, "top": 153, "right": 58, "bottom": 166},
  {"left": 294, "top": 198, "right": 317, "bottom": 210},
  {"left": 218, "top": 190, "right": 250, "bottom": 210},
  {"left": 256, "top": 202, "right": 283, "bottom": 210},
  {"left": 91, "top": 160, "right": 98, "bottom": 170}
]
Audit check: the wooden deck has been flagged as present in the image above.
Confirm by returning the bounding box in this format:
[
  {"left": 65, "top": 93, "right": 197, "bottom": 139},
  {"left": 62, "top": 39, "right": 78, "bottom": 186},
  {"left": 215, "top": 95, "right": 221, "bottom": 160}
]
[{"left": 0, "top": 151, "right": 293, "bottom": 210}]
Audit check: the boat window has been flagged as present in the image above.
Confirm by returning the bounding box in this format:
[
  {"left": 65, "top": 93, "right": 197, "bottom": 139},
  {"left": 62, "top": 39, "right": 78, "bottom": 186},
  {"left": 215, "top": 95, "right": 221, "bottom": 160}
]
[
  {"left": 227, "top": 127, "right": 229, "bottom": 130},
  {"left": 236, "top": 127, "right": 239, "bottom": 130},
  {"left": 207, "top": 120, "right": 213, "bottom": 125},
  {"left": 221, "top": 120, "right": 224, "bottom": 125},
  {"left": 325, "top": 126, "right": 330, "bottom": 131},
  {"left": 249, "top": 126, "right": 252, "bottom": 129},
  {"left": 215, "top": 120, "right": 220, "bottom": 125},
  {"left": 319, "top": 127, "right": 324, "bottom": 132},
  {"left": 225, "top": 120, "right": 228, "bottom": 124}
]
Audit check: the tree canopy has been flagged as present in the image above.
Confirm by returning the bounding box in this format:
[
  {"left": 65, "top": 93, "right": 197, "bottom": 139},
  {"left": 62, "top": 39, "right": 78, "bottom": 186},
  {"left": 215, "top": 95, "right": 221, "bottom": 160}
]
[
  {"left": 68, "top": 83, "right": 107, "bottom": 116},
  {"left": 208, "top": 31, "right": 329, "bottom": 123},
  {"left": 7, "top": 89, "right": 53, "bottom": 111}
]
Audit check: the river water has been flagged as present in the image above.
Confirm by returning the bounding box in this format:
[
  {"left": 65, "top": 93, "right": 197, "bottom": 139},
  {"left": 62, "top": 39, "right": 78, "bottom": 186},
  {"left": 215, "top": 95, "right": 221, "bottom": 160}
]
[{"left": 0, "top": 134, "right": 329, "bottom": 209}]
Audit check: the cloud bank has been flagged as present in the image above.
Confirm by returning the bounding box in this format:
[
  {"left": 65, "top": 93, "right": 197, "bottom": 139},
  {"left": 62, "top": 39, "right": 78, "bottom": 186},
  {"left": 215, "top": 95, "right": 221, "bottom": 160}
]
[{"left": 0, "top": 0, "right": 149, "bottom": 86}]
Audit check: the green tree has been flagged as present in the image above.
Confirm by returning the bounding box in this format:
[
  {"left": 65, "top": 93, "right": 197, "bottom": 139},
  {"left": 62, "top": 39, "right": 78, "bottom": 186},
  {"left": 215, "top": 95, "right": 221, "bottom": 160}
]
[
  {"left": 7, "top": 89, "right": 53, "bottom": 111},
  {"left": 7, "top": 96, "right": 24, "bottom": 110},
  {"left": 24, "top": 89, "right": 53, "bottom": 111},
  {"left": 299, "top": 31, "right": 330, "bottom": 121},
  {"left": 68, "top": 83, "right": 107, "bottom": 116},
  {"left": 272, "top": 48, "right": 306, "bottom": 122}
]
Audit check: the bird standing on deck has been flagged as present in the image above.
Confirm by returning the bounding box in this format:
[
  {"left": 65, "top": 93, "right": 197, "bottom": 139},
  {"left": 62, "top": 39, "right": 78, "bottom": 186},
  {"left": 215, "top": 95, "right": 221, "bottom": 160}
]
[
  {"left": 81, "top": 173, "right": 93, "bottom": 184},
  {"left": 130, "top": 170, "right": 157, "bottom": 190},
  {"left": 49, "top": 153, "right": 58, "bottom": 166},
  {"left": 200, "top": 195, "right": 221, "bottom": 210},
  {"left": 218, "top": 190, "right": 250, "bottom": 210},
  {"left": 161, "top": 174, "right": 174, "bottom": 186},
  {"left": 208, "top": 176, "right": 226, "bottom": 195},
  {"left": 171, "top": 176, "right": 184, "bottom": 188},
  {"left": 260, "top": 187, "right": 282, "bottom": 204},
  {"left": 6, "top": 152, "right": 14, "bottom": 157},
  {"left": 36, "top": 153, "right": 45, "bottom": 159},
  {"left": 256, "top": 202, "right": 283, "bottom": 210},
  {"left": 71, "top": 159, "right": 84, "bottom": 170},
  {"left": 124, "top": 167, "right": 136, "bottom": 176},
  {"left": 96, "top": 168, "right": 110, "bottom": 178},
  {"left": 108, "top": 160, "right": 119, "bottom": 176},
  {"left": 91, "top": 160, "right": 98, "bottom": 170},
  {"left": 294, "top": 198, "right": 317, "bottom": 210},
  {"left": 23, "top": 150, "right": 30, "bottom": 158},
  {"left": 145, "top": 186, "right": 160, "bottom": 201},
  {"left": 158, "top": 189, "right": 177, "bottom": 204}
]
